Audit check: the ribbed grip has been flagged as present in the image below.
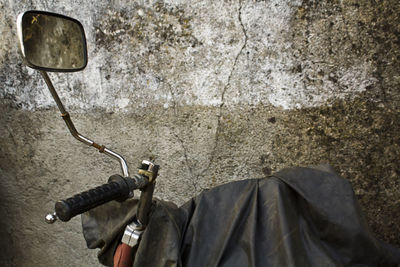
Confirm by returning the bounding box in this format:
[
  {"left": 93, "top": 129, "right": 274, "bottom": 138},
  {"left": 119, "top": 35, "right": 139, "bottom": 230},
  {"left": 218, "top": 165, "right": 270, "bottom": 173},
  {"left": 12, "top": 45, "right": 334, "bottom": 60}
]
[{"left": 55, "top": 180, "right": 126, "bottom": 222}]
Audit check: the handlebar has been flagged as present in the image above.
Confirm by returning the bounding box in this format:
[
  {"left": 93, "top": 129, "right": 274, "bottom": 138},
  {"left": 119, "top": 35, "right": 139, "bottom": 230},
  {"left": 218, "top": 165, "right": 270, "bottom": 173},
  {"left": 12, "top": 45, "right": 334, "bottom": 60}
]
[{"left": 55, "top": 174, "right": 148, "bottom": 222}]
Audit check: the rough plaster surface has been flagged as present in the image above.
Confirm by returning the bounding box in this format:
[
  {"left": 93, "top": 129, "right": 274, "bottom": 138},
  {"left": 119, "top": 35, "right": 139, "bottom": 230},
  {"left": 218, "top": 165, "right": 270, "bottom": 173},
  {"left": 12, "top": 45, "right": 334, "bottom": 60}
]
[
  {"left": 1, "top": 0, "right": 400, "bottom": 266},
  {"left": 1, "top": 0, "right": 386, "bottom": 110}
]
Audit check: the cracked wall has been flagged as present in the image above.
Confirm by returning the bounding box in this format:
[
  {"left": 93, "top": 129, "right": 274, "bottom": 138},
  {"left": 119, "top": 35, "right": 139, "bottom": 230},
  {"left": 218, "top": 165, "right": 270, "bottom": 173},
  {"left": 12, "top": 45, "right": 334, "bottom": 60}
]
[{"left": 1, "top": 0, "right": 399, "bottom": 266}]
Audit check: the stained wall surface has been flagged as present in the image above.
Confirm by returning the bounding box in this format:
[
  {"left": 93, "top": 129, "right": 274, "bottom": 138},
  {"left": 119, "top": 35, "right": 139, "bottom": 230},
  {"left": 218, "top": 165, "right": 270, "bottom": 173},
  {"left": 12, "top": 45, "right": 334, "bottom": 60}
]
[{"left": 1, "top": 0, "right": 399, "bottom": 266}]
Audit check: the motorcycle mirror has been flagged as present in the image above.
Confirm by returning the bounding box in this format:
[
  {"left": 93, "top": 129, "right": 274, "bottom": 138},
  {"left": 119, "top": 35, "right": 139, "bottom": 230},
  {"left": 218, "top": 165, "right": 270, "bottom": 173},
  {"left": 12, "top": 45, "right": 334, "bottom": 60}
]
[
  {"left": 17, "top": 10, "right": 88, "bottom": 72},
  {"left": 15, "top": 10, "right": 129, "bottom": 178}
]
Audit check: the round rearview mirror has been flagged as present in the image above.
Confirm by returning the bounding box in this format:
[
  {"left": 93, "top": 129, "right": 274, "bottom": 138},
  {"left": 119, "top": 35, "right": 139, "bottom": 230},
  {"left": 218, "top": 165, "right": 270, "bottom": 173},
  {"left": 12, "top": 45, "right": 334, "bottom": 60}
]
[{"left": 17, "top": 10, "right": 88, "bottom": 72}]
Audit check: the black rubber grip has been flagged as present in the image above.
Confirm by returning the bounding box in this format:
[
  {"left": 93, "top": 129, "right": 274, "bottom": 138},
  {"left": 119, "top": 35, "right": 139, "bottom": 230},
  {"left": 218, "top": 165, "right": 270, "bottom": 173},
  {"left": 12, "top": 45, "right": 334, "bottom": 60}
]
[{"left": 55, "top": 175, "right": 132, "bottom": 222}]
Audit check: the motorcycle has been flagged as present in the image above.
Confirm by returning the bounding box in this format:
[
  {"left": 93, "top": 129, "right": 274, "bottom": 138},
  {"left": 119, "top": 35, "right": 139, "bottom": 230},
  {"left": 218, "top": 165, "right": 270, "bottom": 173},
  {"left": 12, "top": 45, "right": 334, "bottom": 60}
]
[{"left": 16, "top": 10, "right": 400, "bottom": 267}]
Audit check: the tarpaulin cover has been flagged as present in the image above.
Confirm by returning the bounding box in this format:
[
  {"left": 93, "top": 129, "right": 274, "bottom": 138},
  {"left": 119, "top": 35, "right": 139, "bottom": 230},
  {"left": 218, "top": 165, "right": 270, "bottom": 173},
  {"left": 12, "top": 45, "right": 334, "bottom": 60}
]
[{"left": 82, "top": 166, "right": 400, "bottom": 266}]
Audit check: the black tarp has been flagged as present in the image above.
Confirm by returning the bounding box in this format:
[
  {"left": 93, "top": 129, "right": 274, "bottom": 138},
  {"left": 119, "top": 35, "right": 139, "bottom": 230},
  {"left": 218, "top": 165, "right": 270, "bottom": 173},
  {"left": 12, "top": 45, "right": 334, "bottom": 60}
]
[{"left": 82, "top": 166, "right": 400, "bottom": 266}]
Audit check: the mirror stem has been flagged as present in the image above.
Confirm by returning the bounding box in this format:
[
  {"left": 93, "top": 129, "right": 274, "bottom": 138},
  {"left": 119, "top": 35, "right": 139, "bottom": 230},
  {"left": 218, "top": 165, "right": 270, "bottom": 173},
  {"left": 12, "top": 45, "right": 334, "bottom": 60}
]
[{"left": 40, "top": 71, "right": 130, "bottom": 177}]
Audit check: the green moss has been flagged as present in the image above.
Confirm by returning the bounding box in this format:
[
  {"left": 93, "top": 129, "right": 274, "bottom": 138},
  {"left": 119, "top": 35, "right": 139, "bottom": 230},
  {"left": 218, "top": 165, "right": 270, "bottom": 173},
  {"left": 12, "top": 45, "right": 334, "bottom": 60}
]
[{"left": 93, "top": 1, "right": 200, "bottom": 53}]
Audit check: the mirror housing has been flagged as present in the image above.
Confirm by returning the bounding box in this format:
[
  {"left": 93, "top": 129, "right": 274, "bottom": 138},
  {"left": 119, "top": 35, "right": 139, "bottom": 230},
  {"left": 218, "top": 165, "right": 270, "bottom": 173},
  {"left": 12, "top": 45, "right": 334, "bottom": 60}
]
[{"left": 17, "top": 10, "right": 88, "bottom": 72}]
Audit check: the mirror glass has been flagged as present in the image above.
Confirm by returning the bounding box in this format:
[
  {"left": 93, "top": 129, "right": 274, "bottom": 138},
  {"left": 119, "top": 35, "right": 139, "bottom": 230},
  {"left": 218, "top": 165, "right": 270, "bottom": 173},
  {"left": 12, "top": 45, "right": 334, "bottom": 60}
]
[{"left": 19, "top": 11, "right": 87, "bottom": 71}]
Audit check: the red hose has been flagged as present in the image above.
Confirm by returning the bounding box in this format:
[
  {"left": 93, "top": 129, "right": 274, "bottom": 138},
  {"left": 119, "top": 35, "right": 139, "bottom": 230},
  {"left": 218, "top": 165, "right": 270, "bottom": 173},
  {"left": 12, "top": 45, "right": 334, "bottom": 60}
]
[{"left": 114, "top": 243, "right": 133, "bottom": 267}]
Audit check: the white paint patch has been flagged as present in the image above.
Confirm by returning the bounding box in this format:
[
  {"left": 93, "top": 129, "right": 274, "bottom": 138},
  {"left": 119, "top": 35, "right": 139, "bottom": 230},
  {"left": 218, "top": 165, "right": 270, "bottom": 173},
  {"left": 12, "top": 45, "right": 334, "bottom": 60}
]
[
  {"left": 1, "top": 0, "right": 377, "bottom": 112},
  {"left": 115, "top": 98, "right": 130, "bottom": 109}
]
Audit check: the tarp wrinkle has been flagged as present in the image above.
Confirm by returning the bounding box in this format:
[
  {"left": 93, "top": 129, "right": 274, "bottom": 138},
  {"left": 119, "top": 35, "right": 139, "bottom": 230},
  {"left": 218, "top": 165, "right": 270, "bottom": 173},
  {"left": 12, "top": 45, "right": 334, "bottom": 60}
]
[{"left": 82, "top": 166, "right": 400, "bottom": 267}]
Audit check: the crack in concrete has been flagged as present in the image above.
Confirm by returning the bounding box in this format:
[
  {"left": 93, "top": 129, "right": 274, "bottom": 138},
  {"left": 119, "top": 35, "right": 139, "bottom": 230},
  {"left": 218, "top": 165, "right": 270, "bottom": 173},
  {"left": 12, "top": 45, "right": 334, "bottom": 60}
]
[
  {"left": 199, "top": 0, "right": 249, "bottom": 185},
  {"left": 154, "top": 0, "right": 249, "bottom": 191},
  {"left": 156, "top": 75, "right": 199, "bottom": 191},
  {"left": 220, "top": 0, "right": 248, "bottom": 106}
]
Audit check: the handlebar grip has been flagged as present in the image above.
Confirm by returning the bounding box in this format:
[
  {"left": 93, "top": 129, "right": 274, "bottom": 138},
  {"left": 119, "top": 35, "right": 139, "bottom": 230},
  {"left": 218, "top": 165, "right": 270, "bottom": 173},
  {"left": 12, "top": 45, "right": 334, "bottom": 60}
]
[{"left": 55, "top": 175, "right": 137, "bottom": 222}]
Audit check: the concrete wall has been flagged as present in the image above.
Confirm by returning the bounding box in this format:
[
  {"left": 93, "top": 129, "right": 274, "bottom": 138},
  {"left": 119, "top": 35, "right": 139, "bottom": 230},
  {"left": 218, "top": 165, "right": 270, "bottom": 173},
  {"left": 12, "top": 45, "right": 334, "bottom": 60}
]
[{"left": 1, "top": 0, "right": 399, "bottom": 266}]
